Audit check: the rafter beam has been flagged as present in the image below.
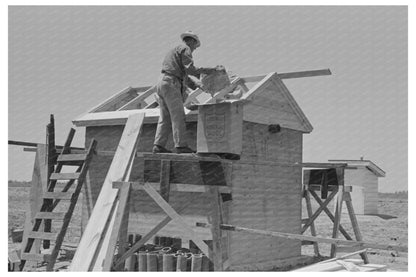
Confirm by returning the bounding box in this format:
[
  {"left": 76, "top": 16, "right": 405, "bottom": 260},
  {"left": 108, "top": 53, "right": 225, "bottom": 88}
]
[
  {"left": 241, "top": 69, "right": 332, "bottom": 83},
  {"left": 118, "top": 86, "right": 156, "bottom": 110}
]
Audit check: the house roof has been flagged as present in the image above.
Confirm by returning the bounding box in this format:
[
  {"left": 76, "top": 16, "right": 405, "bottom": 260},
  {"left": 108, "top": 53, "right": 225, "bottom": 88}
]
[
  {"left": 72, "top": 69, "right": 331, "bottom": 133},
  {"left": 328, "top": 159, "right": 386, "bottom": 177}
]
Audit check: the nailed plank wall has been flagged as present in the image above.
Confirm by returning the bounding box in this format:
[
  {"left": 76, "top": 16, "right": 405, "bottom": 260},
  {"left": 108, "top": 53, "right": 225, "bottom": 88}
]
[
  {"left": 341, "top": 168, "right": 379, "bottom": 215},
  {"left": 227, "top": 122, "right": 303, "bottom": 270},
  {"left": 361, "top": 169, "right": 379, "bottom": 214},
  {"left": 243, "top": 80, "right": 309, "bottom": 132},
  {"left": 83, "top": 121, "right": 303, "bottom": 270}
]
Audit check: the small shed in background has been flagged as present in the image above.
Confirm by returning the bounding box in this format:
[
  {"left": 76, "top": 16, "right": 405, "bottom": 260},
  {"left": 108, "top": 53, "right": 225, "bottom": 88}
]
[{"left": 328, "top": 159, "right": 386, "bottom": 215}]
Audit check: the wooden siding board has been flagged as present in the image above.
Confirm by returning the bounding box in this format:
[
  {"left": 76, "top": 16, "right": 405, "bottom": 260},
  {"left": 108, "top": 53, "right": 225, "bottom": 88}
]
[
  {"left": 244, "top": 104, "right": 306, "bottom": 132},
  {"left": 343, "top": 168, "right": 379, "bottom": 215},
  {"left": 227, "top": 124, "right": 302, "bottom": 268}
]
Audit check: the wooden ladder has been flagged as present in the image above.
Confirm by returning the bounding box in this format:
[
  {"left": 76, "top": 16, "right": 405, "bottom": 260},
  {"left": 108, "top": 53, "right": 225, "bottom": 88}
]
[{"left": 19, "top": 128, "right": 97, "bottom": 271}]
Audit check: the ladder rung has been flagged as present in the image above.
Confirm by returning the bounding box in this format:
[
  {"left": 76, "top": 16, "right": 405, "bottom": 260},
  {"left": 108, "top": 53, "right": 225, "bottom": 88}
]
[
  {"left": 57, "top": 154, "right": 87, "bottom": 162},
  {"left": 43, "top": 192, "right": 73, "bottom": 200},
  {"left": 56, "top": 148, "right": 87, "bottom": 154},
  {"left": 50, "top": 172, "right": 80, "bottom": 180},
  {"left": 35, "top": 212, "right": 66, "bottom": 220},
  {"left": 28, "top": 231, "right": 58, "bottom": 241},
  {"left": 21, "top": 253, "right": 50, "bottom": 262}
]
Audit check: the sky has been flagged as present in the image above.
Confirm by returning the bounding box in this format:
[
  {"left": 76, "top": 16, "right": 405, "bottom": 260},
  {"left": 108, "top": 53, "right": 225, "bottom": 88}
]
[{"left": 8, "top": 6, "right": 407, "bottom": 192}]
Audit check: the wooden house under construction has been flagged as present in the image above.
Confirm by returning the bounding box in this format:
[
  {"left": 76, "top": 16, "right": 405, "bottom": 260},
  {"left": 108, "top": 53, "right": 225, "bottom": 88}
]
[{"left": 72, "top": 70, "right": 330, "bottom": 270}]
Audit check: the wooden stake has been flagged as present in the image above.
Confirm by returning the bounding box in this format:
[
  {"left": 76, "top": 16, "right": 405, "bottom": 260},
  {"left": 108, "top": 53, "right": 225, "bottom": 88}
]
[{"left": 330, "top": 168, "right": 345, "bottom": 258}]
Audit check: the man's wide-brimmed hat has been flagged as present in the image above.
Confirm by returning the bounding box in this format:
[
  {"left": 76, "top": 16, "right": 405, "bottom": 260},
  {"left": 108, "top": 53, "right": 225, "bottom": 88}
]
[{"left": 180, "top": 31, "right": 201, "bottom": 48}]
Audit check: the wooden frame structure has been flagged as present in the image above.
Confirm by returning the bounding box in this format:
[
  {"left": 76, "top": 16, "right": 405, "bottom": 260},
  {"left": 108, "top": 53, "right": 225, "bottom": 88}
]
[
  {"left": 98, "top": 153, "right": 231, "bottom": 271},
  {"left": 72, "top": 68, "right": 330, "bottom": 127},
  {"left": 301, "top": 165, "right": 369, "bottom": 263}
]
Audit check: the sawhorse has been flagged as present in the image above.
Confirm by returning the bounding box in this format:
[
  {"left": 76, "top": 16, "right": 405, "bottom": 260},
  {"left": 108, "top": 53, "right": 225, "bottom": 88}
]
[{"left": 302, "top": 166, "right": 369, "bottom": 263}]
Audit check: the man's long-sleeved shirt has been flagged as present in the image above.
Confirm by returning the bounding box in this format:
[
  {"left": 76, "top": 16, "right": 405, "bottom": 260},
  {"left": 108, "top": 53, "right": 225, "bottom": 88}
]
[{"left": 161, "top": 43, "right": 201, "bottom": 81}]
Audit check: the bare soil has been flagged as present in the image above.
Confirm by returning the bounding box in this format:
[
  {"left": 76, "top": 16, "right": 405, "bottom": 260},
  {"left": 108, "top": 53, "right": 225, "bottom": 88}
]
[{"left": 301, "top": 193, "right": 408, "bottom": 271}]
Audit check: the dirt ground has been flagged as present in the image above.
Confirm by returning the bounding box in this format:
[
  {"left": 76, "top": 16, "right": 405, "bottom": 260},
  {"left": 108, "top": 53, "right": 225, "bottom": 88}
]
[
  {"left": 301, "top": 193, "right": 408, "bottom": 271},
  {"left": 8, "top": 185, "right": 408, "bottom": 271}
]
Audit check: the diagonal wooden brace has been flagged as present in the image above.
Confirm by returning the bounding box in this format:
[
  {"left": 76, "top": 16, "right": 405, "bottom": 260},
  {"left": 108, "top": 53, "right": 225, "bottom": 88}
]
[
  {"left": 308, "top": 189, "right": 353, "bottom": 241},
  {"left": 113, "top": 190, "right": 204, "bottom": 268},
  {"left": 343, "top": 192, "right": 369, "bottom": 263},
  {"left": 143, "top": 183, "right": 211, "bottom": 259},
  {"left": 303, "top": 186, "right": 320, "bottom": 256},
  {"left": 102, "top": 182, "right": 132, "bottom": 271},
  {"left": 301, "top": 189, "right": 338, "bottom": 234}
]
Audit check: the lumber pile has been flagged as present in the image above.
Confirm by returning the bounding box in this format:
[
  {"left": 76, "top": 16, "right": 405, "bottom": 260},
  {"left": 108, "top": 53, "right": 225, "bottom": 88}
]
[
  {"left": 292, "top": 259, "right": 387, "bottom": 272},
  {"left": 69, "top": 113, "right": 145, "bottom": 271}
]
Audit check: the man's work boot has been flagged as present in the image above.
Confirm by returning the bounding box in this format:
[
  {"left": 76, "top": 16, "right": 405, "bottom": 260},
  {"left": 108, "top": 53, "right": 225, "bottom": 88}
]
[
  {"left": 152, "top": 145, "right": 172, "bottom": 154},
  {"left": 174, "top": 146, "right": 196, "bottom": 154}
]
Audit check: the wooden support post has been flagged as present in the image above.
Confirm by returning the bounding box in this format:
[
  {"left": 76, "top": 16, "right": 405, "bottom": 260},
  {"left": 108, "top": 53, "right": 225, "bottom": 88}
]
[
  {"left": 208, "top": 186, "right": 224, "bottom": 271},
  {"left": 303, "top": 185, "right": 320, "bottom": 256},
  {"left": 103, "top": 182, "right": 132, "bottom": 271},
  {"left": 330, "top": 167, "right": 345, "bottom": 258},
  {"left": 22, "top": 143, "right": 48, "bottom": 269},
  {"left": 159, "top": 160, "right": 171, "bottom": 202},
  {"left": 44, "top": 115, "right": 56, "bottom": 249},
  {"left": 344, "top": 192, "right": 369, "bottom": 263}
]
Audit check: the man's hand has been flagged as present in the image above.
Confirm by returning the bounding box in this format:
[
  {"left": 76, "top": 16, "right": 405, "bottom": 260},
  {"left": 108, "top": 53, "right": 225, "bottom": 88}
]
[{"left": 194, "top": 80, "right": 204, "bottom": 89}]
